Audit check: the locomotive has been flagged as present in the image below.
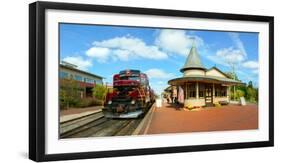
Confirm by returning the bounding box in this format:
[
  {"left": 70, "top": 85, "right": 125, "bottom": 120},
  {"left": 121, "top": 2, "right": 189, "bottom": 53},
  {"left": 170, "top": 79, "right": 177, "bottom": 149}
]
[{"left": 102, "top": 69, "right": 155, "bottom": 118}]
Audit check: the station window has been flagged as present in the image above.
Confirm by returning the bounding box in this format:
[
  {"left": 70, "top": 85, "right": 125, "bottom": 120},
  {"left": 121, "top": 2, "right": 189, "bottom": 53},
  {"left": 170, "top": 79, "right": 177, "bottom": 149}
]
[
  {"left": 74, "top": 75, "right": 83, "bottom": 82},
  {"left": 84, "top": 78, "right": 95, "bottom": 84},
  {"left": 95, "top": 80, "right": 102, "bottom": 84},
  {"left": 187, "top": 83, "right": 196, "bottom": 98},
  {"left": 221, "top": 87, "right": 227, "bottom": 96},
  {"left": 199, "top": 83, "right": 205, "bottom": 97},
  {"left": 215, "top": 85, "right": 227, "bottom": 97},
  {"left": 59, "top": 71, "right": 68, "bottom": 79}
]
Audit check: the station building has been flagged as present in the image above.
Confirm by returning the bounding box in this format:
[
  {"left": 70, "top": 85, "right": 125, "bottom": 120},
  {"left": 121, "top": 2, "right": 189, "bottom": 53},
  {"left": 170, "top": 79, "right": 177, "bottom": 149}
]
[
  {"left": 168, "top": 44, "right": 243, "bottom": 107},
  {"left": 59, "top": 61, "right": 103, "bottom": 98}
]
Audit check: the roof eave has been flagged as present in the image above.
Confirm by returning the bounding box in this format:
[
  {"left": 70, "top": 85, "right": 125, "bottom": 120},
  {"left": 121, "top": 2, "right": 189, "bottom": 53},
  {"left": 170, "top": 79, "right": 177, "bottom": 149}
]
[
  {"left": 180, "top": 67, "right": 206, "bottom": 73},
  {"left": 168, "top": 76, "right": 243, "bottom": 85}
]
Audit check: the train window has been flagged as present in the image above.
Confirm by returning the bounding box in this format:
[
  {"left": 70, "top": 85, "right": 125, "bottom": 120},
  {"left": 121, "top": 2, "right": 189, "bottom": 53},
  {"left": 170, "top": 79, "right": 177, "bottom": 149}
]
[
  {"left": 140, "top": 77, "right": 147, "bottom": 85},
  {"left": 120, "top": 76, "right": 140, "bottom": 81}
]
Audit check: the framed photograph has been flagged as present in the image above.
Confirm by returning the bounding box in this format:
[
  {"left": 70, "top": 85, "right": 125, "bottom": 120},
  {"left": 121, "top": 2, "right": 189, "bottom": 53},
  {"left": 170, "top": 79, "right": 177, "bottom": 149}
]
[{"left": 29, "top": 1, "right": 274, "bottom": 162}]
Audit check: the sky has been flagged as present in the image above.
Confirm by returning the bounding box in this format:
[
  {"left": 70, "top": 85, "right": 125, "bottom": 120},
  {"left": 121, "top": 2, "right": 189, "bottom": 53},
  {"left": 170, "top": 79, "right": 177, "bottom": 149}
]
[{"left": 60, "top": 23, "right": 259, "bottom": 95}]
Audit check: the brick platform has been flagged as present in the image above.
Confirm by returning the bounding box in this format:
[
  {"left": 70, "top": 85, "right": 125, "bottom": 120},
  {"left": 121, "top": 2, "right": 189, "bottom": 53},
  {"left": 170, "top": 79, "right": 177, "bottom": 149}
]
[
  {"left": 60, "top": 106, "right": 102, "bottom": 116},
  {"left": 141, "top": 102, "right": 258, "bottom": 135}
]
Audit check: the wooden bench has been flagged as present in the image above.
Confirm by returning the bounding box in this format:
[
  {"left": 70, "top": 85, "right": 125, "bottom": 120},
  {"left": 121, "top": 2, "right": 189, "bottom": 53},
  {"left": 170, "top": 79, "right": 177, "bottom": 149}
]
[{"left": 219, "top": 101, "right": 229, "bottom": 105}]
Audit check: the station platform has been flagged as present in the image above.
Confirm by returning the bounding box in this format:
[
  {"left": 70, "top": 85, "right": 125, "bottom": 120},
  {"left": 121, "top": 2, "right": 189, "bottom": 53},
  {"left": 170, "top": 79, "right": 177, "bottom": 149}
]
[
  {"left": 60, "top": 106, "right": 102, "bottom": 123},
  {"left": 137, "top": 101, "right": 258, "bottom": 135}
]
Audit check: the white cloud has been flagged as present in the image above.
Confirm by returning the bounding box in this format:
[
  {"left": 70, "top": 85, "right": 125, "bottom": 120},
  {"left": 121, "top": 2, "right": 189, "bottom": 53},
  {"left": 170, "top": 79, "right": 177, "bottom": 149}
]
[
  {"left": 149, "top": 80, "right": 169, "bottom": 96},
  {"left": 112, "top": 49, "right": 131, "bottom": 61},
  {"left": 144, "top": 68, "right": 174, "bottom": 79},
  {"left": 242, "top": 60, "right": 259, "bottom": 75},
  {"left": 155, "top": 29, "right": 204, "bottom": 56},
  {"left": 62, "top": 56, "right": 92, "bottom": 70},
  {"left": 151, "top": 83, "right": 168, "bottom": 96},
  {"left": 216, "top": 47, "right": 245, "bottom": 64},
  {"left": 157, "top": 81, "right": 164, "bottom": 84},
  {"left": 242, "top": 61, "right": 259, "bottom": 69},
  {"left": 85, "top": 47, "right": 110, "bottom": 63},
  {"left": 228, "top": 32, "right": 247, "bottom": 57},
  {"left": 206, "top": 47, "right": 245, "bottom": 69},
  {"left": 207, "top": 33, "right": 248, "bottom": 67},
  {"left": 206, "top": 55, "right": 229, "bottom": 67},
  {"left": 252, "top": 69, "right": 259, "bottom": 74},
  {"left": 87, "top": 36, "right": 168, "bottom": 62}
]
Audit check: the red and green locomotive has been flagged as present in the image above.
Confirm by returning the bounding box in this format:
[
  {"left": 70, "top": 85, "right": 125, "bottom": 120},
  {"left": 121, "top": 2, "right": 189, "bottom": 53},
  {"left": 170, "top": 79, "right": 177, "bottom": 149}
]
[{"left": 102, "top": 70, "right": 155, "bottom": 118}]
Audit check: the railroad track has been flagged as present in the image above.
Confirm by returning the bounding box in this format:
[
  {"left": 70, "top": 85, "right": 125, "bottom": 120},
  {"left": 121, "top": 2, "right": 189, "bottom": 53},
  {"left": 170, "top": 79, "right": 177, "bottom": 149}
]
[{"left": 60, "top": 107, "right": 149, "bottom": 139}]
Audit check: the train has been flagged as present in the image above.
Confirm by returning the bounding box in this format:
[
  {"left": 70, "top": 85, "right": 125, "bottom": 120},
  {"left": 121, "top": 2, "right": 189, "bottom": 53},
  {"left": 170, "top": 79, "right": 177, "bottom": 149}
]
[{"left": 102, "top": 69, "right": 155, "bottom": 118}]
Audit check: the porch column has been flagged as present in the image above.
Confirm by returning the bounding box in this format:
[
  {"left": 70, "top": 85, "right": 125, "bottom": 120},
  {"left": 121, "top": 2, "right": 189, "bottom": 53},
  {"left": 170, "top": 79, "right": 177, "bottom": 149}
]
[
  {"left": 185, "top": 83, "right": 188, "bottom": 99},
  {"left": 213, "top": 83, "right": 215, "bottom": 98},
  {"left": 227, "top": 86, "right": 231, "bottom": 102},
  {"left": 196, "top": 82, "right": 199, "bottom": 99}
]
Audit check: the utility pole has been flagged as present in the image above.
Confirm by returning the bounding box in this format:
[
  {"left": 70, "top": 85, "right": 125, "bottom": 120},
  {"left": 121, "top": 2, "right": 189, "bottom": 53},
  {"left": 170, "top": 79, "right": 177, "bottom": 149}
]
[
  {"left": 231, "top": 63, "right": 236, "bottom": 101},
  {"left": 228, "top": 61, "right": 236, "bottom": 101}
]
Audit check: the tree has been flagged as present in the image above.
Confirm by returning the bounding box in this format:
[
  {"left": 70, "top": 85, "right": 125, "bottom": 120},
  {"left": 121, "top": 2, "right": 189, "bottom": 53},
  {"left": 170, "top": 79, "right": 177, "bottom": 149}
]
[
  {"left": 248, "top": 81, "right": 253, "bottom": 88},
  {"left": 245, "top": 81, "right": 258, "bottom": 103},
  {"left": 235, "top": 89, "right": 245, "bottom": 99},
  {"left": 226, "top": 72, "right": 239, "bottom": 80},
  {"left": 92, "top": 84, "right": 108, "bottom": 101},
  {"left": 225, "top": 71, "right": 240, "bottom": 100},
  {"left": 59, "top": 79, "right": 82, "bottom": 109}
]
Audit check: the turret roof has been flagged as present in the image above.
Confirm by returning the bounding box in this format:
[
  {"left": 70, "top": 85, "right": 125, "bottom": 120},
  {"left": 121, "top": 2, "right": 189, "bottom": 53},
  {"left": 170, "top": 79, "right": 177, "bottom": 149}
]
[{"left": 180, "top": 43, "right": 205, "bottom": 72}]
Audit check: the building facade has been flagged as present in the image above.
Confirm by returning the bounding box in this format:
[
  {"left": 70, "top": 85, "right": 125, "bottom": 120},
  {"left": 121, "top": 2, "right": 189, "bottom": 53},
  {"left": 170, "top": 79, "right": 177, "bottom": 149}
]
[
  {"left": 59, "top": 62, "right": 103, "bottom": 98},
  {"left": 168, "top": 44, "right": 243, "bottom": 107}
]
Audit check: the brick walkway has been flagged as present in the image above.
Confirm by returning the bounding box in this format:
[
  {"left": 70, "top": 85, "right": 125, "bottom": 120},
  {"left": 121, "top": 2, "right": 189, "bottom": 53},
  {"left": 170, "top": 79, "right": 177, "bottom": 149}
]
[{"left": 142, "top": 102, "right": 258, "bottom": 135}]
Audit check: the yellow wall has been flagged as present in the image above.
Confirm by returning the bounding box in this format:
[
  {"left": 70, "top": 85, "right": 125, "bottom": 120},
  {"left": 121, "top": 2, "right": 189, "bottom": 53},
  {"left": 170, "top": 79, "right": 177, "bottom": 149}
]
[
  {"left": 184, "top": 98, "right": 205, "bottom": 107},
  {"left": 183, "top": 69, "right": 205, "bottom": 76},
  {"left": 60, "top": 66, "right": 103, "bottom": 84},
  {"left": 183, "top": 97, "right": 229, "bottom": 107},
  {"left": 206, "top": 69, "right": 227, "bottom": 78}
]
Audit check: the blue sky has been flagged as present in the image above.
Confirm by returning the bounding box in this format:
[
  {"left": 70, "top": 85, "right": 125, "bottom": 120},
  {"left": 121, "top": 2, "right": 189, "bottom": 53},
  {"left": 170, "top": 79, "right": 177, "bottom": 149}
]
[{"left": 60, "top": 23, "right": 259, "bottom": 95}]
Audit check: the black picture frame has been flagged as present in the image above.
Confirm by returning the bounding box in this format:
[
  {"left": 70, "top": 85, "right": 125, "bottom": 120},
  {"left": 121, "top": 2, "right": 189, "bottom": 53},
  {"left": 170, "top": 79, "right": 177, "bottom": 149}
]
[{"left": 29, "top": 1, "right": 274, "bottom": 162}]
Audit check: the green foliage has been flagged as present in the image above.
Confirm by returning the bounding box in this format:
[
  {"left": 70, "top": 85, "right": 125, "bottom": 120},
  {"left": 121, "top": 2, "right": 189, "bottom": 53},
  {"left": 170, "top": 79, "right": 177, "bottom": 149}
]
[
  {"left": 229, "top": 80, "right": 258, "bottom": 103},
  {"left": 236, "top": 89, "right": 245, "bottom": 98},
  {"left": 59, "top": 79, "right": 105, "bottom": 109},
  {"left": 248, "top": 81, "right": 253, "bottom": 88},
  {"left": 225, "top": 72, "right": 239, "bottom": 80},
  {"left": 225, "top": 69, "right": 258, "bottom": 103},
  {"left": 92, "top": 84, "right": 108, "bottom": 101},
  {"left": 76, "top": 98, "right": 103, "bottom": 108},
  {"left": 59, "top": 79, "right": 82, "bottom": 109},
  {"left": 246, "top": 86, "right": 258, "bottom": 103}
]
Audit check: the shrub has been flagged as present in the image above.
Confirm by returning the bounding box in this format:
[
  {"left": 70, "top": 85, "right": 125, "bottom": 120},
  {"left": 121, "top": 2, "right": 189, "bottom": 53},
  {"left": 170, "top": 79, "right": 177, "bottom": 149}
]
[
  {"left": 214, "top": 102, "right": 221, "bottom": 107},
  {"left": 92, "top": 84, "right": 108, "bottom": 101},
  {"left": 76, "top": 98, "right": 104, "bottom": 108},
  {"left": 59, "top": 79, "right": 82, "bottom": 109}
]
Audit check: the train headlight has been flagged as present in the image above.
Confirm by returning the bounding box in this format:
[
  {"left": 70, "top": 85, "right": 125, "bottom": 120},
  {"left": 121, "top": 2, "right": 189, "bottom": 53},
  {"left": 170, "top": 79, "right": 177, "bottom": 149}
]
[
  {"left": 108, "top": 100, "right": 112, "bottom": 105},
  {"left": 131, "top": 100, "right": 135, "bottom": 105}
]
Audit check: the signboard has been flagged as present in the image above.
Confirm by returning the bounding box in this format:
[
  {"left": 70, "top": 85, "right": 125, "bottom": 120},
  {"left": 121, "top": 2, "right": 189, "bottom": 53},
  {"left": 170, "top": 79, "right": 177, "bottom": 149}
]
[{"left": 240, "top": 97, "right": 246, "bottom": 106}]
